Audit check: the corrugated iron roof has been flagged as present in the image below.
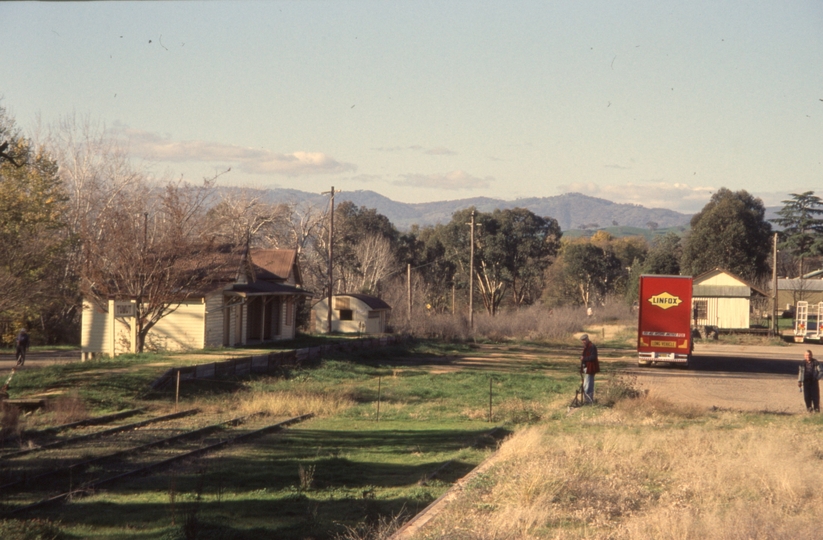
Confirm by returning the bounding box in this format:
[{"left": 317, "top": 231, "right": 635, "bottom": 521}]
[
  {"left": 774, "top": 279, "right": 823, "bottom": 292},
  {"left": 692, "top": 285, "right": 752, "bottom": 297}
]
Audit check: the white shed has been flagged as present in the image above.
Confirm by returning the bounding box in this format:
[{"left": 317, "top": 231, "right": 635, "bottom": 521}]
[
  {"left": 691, "top": 268, "right": 767, "bottom": 330},
  {"left": 311, "top": 294, "right": 391, "bottom": 334}
]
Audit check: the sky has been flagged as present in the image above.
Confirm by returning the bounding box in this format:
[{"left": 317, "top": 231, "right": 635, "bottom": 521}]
[{"left": 2, "top": 1, "right": 822, "bottom": 213}]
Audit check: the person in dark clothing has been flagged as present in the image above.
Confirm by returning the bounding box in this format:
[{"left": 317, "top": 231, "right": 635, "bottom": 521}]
[
  {"left": 797, "top": 349, "right": 820, "bottom": 413},
  {"left": 580, "top": 334, "right": 600, "bottom": 404},
  {"left": 15, "top": 329, "right": 30, "bottom": 367}
]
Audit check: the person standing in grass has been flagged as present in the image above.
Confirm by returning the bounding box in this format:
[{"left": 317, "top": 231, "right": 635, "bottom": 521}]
[
  {"left": 798, "top": 349, "right": 820, "bottom": 413},
  {"left": 580, "top": 334, "right": 600, "bottom": 404}
]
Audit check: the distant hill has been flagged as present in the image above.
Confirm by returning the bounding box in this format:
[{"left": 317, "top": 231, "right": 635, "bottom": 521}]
[
  {"left": 241, "top": 187, "right": 693, "bottom": 232},
  {"left": 564, "top": 225, "right": 687, "bottom": 241}
]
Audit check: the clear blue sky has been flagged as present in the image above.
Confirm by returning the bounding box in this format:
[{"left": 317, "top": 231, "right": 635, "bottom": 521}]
[{"left": 2, "top": 1, "right": 822, "bottom": 212}]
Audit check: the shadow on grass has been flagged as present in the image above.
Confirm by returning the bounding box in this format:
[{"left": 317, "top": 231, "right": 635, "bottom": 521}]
[
  {"left": 17, "top": 426, "right": 509, "bottom": 539},
  {"left": 34, "top": 495, "right": 436, "bottom": 540}
]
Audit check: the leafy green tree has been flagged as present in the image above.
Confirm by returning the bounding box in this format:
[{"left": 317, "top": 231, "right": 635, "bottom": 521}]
[
  {"left": 560, "top": 242, "right": 622, "bottom": 307},
  {"left": 410, "top": 224, "right": 459, "bottom": 313},
  {"left": 590, "top": 232, "right": 649, "bottom": 300},
  {"left": 770, "top": 191, "right": 823, "bottom": 276},
  {"left": 643, "top": 232, "right": 682, "bottom": 275},
  {"left": 681, "top": 188, "right": 772, "bottom": 281},
  {"left": 422, "top": 207, "right": 561, "bottom": 315},
  {"left": 622, "top": 232, "right": 681, "bottom": 305},
  {"left": 495, "top": 208, "right": 562, "bottom": 307},
  {"left": 0, "top": 106, "right": 70, "bottom": 341}
]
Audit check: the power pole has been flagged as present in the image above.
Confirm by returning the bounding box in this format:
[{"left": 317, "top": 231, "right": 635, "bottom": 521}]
[
  {"left": 772, "top": 232, "right": 778, "bottom": 337},
  {"left": 469, "top": 210, "right": 475, "bottom": 329},
  {"left": 407, "top": 263, "right": 412, "bottom": 324},
  {"left": 322, "top": 187, "right": 336, "bottom": 333}
]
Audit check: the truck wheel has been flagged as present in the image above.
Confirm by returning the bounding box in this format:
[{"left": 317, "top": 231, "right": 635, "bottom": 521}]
[{"left": 638, "top": 360, "right": 650, "bottom": 367}]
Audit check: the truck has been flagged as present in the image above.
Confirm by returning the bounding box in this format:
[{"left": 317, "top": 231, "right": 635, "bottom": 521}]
[{"left": 637, "top": 274, "right": 693, "bottom": 367}]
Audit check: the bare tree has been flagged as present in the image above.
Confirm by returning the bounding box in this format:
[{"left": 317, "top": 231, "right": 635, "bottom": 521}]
[
  {"left": 81, "top": 175, "right": 230, "bottom": 352},
  {"left": 351, "top": 234, "right": 398, "bottom": 294},
  {"left": 209, "top": 188, "right": 291, "bottom": 247}
]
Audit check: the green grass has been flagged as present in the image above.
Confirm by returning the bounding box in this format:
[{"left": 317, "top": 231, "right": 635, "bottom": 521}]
[
  {"left": 35, "top": 419, "right": 492, "bottom": 539},
  {"left": 3, "top": 339, "right": 586, "bottom": 539}
]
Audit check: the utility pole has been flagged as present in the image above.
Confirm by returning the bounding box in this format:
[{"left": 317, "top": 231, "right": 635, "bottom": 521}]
[
  {"left": 469, "top": 210, "right": 475, "bottom": 329},
  {"left": 772, "top": 232, "right": 778, "bottom": 337},
  {"left": 407, "top": 263, "right": 412, "bottom": 324},
  {"left": 322, "top": 187, "right": 336, "bottom": 333}
]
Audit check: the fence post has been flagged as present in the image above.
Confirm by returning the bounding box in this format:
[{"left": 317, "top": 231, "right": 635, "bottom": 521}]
[
  {"left": 175, "top": 370, "right": 181, "bottom": 411},
  {"left": 488, "top": 378, "right": 493, "bottom": 423},
  {"left": 377, "top": 376, "right": 382, "bottom": 423}
]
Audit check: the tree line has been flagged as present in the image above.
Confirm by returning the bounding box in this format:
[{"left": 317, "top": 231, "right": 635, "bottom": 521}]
[{"left": 2, "top": 105, "right": 822, "bottom": 346}]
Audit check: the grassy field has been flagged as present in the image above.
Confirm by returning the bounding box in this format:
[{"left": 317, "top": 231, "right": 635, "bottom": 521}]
[
  {"left": 417, "top": 394, "right": 823, "bottom": 540},
  {"left": 6, "top": 331, "right": 812, "bottom": 539},
  {"left": 1, "top": 340, "right": 592, "bottom": 539}
]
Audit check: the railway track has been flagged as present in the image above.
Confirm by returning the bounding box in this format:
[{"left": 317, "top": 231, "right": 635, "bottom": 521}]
[
  {"left": 0, "top": 408, "right": 201, "bottom": 460},
  {"left": 0, "top": 408, "right": 312, "bottom": 515}
]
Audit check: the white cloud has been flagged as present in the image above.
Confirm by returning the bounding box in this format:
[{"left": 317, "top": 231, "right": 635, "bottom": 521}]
[
  {"left": 372, "top": 145, "right": 457, "bottom": 156},
  {"left": 559, "top": 182, "right": 715, "bottom": 213},
  {"left": 114, "top": 126, "right": 356, "bottom": 177},
  {"left": 346, "top": 173, "right": 383, "bottom": 183},
  {"left": 395, "top": 170, "right": 492, "bottom": 190}
]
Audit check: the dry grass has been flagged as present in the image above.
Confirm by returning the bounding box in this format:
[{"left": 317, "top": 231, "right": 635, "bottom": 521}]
[
  {"left": 418, "top": 394, "right": 823, "bottom": 540},
  {"left": 400, "top": 302, "right": 630, "bottom": 343},
  {"left": 43, "top": 394, "right": 88, "bottom": 425},
  {"left": 235, "top": 389, "right": 356, "bottom": 418}
]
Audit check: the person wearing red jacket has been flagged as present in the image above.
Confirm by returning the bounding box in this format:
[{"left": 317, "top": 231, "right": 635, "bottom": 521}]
[{"left": 580, "top": 334, "right": 600, "bottom": 404}]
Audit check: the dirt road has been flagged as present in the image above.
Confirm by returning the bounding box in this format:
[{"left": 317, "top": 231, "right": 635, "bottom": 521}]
[
  {"left": 625, "top": 342, "right": 822, "bottom": 414},
  {"left": 0, "top": 350, "right": 80, "bottom": 373}
]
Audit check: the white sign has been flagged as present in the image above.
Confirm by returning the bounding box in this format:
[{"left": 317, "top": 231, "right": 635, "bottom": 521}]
[{"left": 115, "top": 302, "right": 135, "bottom": 317}]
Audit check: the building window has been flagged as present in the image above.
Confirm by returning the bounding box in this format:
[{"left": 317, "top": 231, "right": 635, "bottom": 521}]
[
  {"left": 693, "top": 299, "right": 708, "bottom": 320},
  {"left": 339, "top": 309, "right": 353, "bottom": 321},
  {"left": 368, "top": 310, "right": 381, "bottom": 319}
]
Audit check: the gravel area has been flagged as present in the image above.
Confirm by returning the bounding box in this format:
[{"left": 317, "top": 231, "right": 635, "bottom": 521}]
[{"left": 624, "top": 342, "right": 823, "bottom": 414}]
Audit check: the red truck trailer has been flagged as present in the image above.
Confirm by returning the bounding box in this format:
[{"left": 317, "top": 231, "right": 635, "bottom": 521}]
[{"left": 637, "top": 275, "right": 693, "bottom": 367}]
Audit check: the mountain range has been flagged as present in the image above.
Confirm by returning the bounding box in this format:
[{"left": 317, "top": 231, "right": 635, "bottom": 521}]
[{"left": 254, "top": 188, "right": 694, "bottom": 232}]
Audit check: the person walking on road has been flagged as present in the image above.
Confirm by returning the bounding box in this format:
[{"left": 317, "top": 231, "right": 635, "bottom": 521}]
[
  {"left": 580, "top": 334, "right": 600, "bottom": 404},
  {"left": 15, "top": 329, "right": 30, "bottom": 367},
  {"left": 798, "top": 349, "right": 821, "bottom": 413}
]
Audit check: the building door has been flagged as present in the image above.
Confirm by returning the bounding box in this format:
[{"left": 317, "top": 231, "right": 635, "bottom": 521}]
[
  {"left": 247, "top": 297, "right": 262, "bottom": 341},
  {"left": 263, "top": 298, "right": 273, "bottom": 340},
  {"left": 271, "top": 298, "right": 282, "bottom": 338}
]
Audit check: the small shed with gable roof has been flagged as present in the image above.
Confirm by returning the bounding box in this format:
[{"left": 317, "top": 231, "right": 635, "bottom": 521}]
[
  {"left": 691, "top": 268, "right": 767, "bottom": 330},
  {"left": 311, "top": 294, "right": 391, "bottom": 334}
]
